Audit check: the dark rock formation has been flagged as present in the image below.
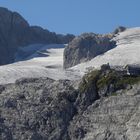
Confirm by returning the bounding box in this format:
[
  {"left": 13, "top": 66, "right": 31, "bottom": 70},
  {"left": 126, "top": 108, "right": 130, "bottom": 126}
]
[
  {"left": 0, "top": 7, "right": 74, "bottom": 65},
  {"left": 113, "top": 26, "right": 126, "bottom": 34},
  {"left": 64, "top": 33, "right": 116, "bottom": 69}
]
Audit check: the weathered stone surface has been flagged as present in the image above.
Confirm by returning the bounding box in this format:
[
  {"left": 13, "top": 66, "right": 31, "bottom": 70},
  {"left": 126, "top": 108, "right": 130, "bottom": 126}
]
[
  {"left": 64, "top": 33, "right": 116, "bottom": 69},
  {"left": 0, "top": 77, "right": 78, "bottom": 140},
  {"left": 68, "top": 86, "right": 140, "bottom": 140},
  {"left": 1, "top": 69, "right": 140, "bottom": 139}
]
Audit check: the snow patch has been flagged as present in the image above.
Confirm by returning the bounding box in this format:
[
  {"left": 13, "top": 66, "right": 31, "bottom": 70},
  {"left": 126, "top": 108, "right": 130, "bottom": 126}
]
[{"left": 0, "top": 44, "right": 80, "bottom": 84}]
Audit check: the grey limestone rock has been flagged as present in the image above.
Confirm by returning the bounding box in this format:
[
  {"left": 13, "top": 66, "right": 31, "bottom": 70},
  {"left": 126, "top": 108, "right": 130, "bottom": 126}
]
[
  {"left": 0, "top": 73, "right": 140, "bottom": 140},
  {"left": 64, "top": 33, "right": 116, "bottom": 69},
  {"left": 0, "top": 77, "right": 78, "bottom": 140},
  {"left": 68, "top": 86, "right": 140, "bottom": 140}
]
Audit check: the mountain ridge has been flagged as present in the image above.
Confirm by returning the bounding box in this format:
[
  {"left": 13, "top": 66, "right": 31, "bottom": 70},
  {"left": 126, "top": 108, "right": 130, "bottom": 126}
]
[{"left": 0, "top": 7, "right": 75, "bottom": 65}]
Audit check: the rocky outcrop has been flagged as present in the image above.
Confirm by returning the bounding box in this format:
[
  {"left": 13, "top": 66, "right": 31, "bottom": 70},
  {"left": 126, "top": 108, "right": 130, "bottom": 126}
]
[
  {"left": 68, "top": 86, "right": 140, "bottom": 140},
  {"left": 63, "top": 33, "right": 116, "bottom": 69},
  {"left": 0, "top": 7, "right": 75, "bottom": 65},
  {"left": 63, "top": 27, "right": 126, "bottom": 69},
  {"left": 1, "top": 67, "right": 140, "bottom": 140}
]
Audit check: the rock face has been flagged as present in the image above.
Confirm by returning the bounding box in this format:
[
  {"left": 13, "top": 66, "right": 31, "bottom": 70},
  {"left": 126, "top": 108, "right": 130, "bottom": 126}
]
[
  {"left": 1, "top": 68, "right": 140, "bottom": 140},
  {"left": 0, "top": 7, "right": 74, "bottom": 65},
  {"left": 68, "top": 67, "right": 140, "bottom": 140},
  {"left": 68, "top": 86, "right": 140, "bottom": 140},
  {"left": 63, "top": 33, "right": 116, "bottom": 69},
  {"left": 0, "top": 7, "right": 28, "bottom": 65}
]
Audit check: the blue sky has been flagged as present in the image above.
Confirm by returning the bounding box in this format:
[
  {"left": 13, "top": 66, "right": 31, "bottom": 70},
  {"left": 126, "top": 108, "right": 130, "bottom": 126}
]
[{"left": 0, "top": 0, "right": 140, "bottom": 35}]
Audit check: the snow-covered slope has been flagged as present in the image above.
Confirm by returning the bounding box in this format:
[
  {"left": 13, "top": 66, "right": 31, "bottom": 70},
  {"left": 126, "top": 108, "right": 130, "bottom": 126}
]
[
  {"left": 71, "top": 27, "right": 140, "bottom": 75},
  {"left": 0, "top": 44, "right": 80, "bottom": 84}
]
